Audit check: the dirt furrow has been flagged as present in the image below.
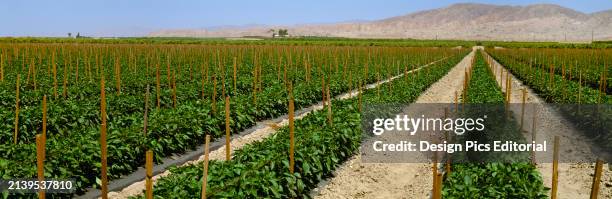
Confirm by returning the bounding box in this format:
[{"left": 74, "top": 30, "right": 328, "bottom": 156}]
[
  {"left": 312, "top": 48, "right": 476, "bottom": 199},
  {"left": 482, "top": 49, "right": 611, "bottom": 199},
  {"left": 104, "top": 56, "right": 451, "bottom": 199}
]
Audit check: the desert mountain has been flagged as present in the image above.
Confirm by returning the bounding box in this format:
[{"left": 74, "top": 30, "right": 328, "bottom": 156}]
[{"left": 149, "top": 3, "right": 612, "bottom": 41}]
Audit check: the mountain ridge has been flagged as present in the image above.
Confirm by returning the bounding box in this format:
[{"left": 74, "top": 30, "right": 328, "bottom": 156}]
[{"left": 148, "top": 3, "right": 612, "bottom": 41}]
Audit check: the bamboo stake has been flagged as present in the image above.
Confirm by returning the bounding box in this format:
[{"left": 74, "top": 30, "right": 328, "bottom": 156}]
[
  {"left": 14, "top": 75, "right": 20, "bottom": 144},
  {"left": 590, "top": 159, "right": 604, "bottom": 199},
  {"left": 289, "top": 87, "right": 295, "bottom": 173},
  {"left": 551, "top": 136, "right": 559, "bottom": 199},
  {"left": 36, "top": 134, "right": 45, "bottom": 199},
  {"left": 100, "top": 74, "right": 108, "bottom": 199},
  {"left": 225, "top": 96, "right": 230, "bottom": 161},
  {"left": 201, "top": 135, "right": 211, "bottom": 199},
  {"left": 145, "top": 150, "right": 153, "bottom": 199}
]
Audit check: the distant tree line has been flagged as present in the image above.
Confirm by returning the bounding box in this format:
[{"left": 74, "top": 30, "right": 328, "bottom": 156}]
[{"left": 268, "top": 29, "right": 289, "bottom": 38}]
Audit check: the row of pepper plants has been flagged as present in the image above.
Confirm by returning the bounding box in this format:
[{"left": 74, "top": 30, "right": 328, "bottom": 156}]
[
  {"left": 128, "top": 49, "right": 470, "bottom": 198},
  {"left": 0, "top": 42, "right": 464, "bottom": 197},
  {"left": 486, "top": 48, "right": 611, "bottom": 153},
  {"left": 487, "top": 48, "right": 610, "bottom": 93},
  {"left": 442, "top": 50, "right": 548, "bottom": 198}
]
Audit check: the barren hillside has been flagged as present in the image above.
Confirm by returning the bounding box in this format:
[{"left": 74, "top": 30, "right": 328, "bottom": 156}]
[{"left": 149, "top": 3, "right": 612, "bottom": 41}]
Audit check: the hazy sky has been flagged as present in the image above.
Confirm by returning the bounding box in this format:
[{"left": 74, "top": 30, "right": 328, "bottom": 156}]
[{"left": 1, "top": 0, "right": 611, "bottom": 37}]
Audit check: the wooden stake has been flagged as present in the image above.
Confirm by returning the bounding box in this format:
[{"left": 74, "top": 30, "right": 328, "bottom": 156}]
[
  {"left": 42, "top": 95, "right": 47, "bottom": 153},
  {"left": 551, "top": 136, "right": 559, "bottom": 199},
  {"left": 454, "top": 91, "right": 458, "bottom": 112},
  {"left": 172, "top": 71, "right": 177, "bottom": 108},
  {"left": 289, "top": 88, "right": 295, "bottom": 173},
  {"left": 156, "top": 64, "right": 161, "bottom": 109},
  {"left": 321, "top": 76, "right": 326, "bottom": 107},
  {"left": 578, "top": 72, "right": 582, "bottom": 104},
  {"left": 225, "top": 96, "right": 230, "bottom": 161},
  {"left": 433, "top": 173, "right": 443, "bottom": 199},
  {"left": 327, "top": 85, "right": 333, "bottom": 126},
  {"left": 432, "top": 146, "right": 438, "bottom": 197},
  {"left": 53, "top": 60, "right": 58, "bottom": 99},
  {"left": 116, "top": 58, "right": 121, "bottom": 95},
  {"left": 349, "top": 71, "right": 353, "bottom": 98},
  {"left": 463, "top": 71, "right": 468, "bottom": 106},
  {"left": 358, "top": 80, "right": 362, "bottom": 113},
  {"left": 14, "top": 75, "right": 20, "bottom": 144},
  {"left": 201, "top": 135, "right": 211, "bottom": 199},
  {"left": 531, "top": 105, "right": 537, "bottom": 166},
  {"left": 75, "top": 57, "right": 79, "bottom": 82},
  {"left": 145, "top": 150, "right": 153, "bottom": 199},
  {"left": 100, "top": 75, "right": 108, "bottom": 199},
  {"left": 36, "top": 134, "right": 45, "bottom": 199},
  {"left": 520, "top": 88, "right": 526, "bottom": 130},
  {"left": 444, "top": 108, "right": 451, "bottom": 176},
  {"left": 233, "top": 57, "right": 237, "bottom": 92},
  {"left": 212, "top": 76, "right": 217, "bottom": 114},
  {"left": 144, "top": 85, "right": 149, "bottom": 136},
  {"left": 590, "top": 159, "right": 604, "bottom": 199},
  {"left": 0, "top": 53, "right": 3, "bottom": 82},
  {"left": 63, "top": 63, "right": 68, "bottom": 99},
  {"left": 507, "top": 72, "right": 512, "bottom": 104}
]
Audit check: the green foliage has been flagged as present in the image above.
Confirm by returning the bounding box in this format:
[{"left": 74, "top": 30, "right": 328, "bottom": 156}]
[
  {"left": 129, "top": 50, "right": 469, "bottom": 198},
  {"left": 443, "top": 50, "right": 548, "bottom": 199}
]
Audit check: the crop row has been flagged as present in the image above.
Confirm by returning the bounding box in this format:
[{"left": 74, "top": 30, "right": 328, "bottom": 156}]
[
  {"left": 128, "top": 50, "right": 469, "bottom": 198},
  {"left": 486, "top": 49, "right": 612, "bottom": 153},
  {"left": 443, "top": 50, "right": 548, "bottom": 198},
  {"left": 487, "top": 48, "right": 610, "bottom": 93},
  {"left": 0, "top": 44, "right": 467, "bottom": 197}
]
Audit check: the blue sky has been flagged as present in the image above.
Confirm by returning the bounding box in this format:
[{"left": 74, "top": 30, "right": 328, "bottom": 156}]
[{"left": 1, "top": 0, "right": 611, "bottom": 37}]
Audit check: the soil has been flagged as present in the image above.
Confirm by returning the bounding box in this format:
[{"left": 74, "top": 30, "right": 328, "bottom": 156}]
[
  {"left": 105, "top": 56, "right": 452, "bottom": 199},
  {"left": 313, "top": 48, "right": 477, "bottom": 199},
  {"left": 482, "top": 50, "right": 612, "bottom": 199}
]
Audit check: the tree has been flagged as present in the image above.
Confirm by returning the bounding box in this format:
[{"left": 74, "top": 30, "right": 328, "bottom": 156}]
[
  {"left": 76, "top": 32, "right": 81, "bottom": 38},
  {"left": 68, "top": 33, "right": 72, "bottom": 38},
  {"left": 278, "top": 29, "right": 288, "bottom": 37},
  {"left": 268, "top": 29, "right": 276, "bottom": 38}
]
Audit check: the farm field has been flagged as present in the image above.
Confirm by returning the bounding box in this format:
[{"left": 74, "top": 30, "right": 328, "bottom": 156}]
[{"left": 0, "top": 38, "right": 609, "bottom": 199}]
